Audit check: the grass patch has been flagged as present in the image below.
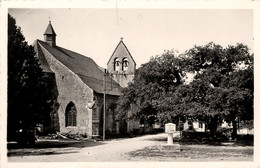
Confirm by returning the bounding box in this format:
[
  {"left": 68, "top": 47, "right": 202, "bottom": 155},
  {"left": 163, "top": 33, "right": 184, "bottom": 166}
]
[{"left": 127, "top": 144, "right": 253, "bottom": 161}]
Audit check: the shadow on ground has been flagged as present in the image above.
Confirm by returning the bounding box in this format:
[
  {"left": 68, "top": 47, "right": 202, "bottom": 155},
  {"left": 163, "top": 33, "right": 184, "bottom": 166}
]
[
  {"left": 8, "top": 149, "right": 79, "bottom": 157},
  {"left": 8, "top": 139, "right": 104, "bottom": 149},
  {"left": 146, "top": 136, "right": 253, "bottom": 145},
  {"left": 7, "top": 139, "right": 105, "bottom": 157},
  {"left": 145, "top": 136, "right": 168, "bottom": 142}
]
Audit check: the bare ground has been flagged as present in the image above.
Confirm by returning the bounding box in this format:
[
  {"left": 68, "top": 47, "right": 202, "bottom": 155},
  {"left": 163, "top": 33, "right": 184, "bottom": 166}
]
[{"left": 7, "top": 132, "right": 253, "bottom": 162}]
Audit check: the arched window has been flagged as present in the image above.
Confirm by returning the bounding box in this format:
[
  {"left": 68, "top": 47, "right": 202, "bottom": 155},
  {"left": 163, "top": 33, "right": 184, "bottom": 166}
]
[
  {"left": 114, "top": 58, "right": 120, "bottom": 71},
  {"left": 65, "top": 101, "right": 77, "bottom": 127},
  {"left": 122, "top": 58, "right": 128, "bottom": 71}
]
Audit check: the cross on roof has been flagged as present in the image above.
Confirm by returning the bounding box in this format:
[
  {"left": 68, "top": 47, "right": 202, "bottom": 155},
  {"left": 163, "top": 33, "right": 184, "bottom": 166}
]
[{"left": 120, "top": 37, "right": 123, "bottom": 41}]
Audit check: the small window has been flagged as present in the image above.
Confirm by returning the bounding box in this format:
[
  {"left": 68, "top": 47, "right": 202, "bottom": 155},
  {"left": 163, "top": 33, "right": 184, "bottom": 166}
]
[
  {"left": 47, "top": 35, "right": 52, "bottom": 41},
  {"left": 65, "top": 101, "right": 77, "bottom": 127},
  {"left": 114, "top": 58, "right": 120, "bottom": 71},
  {"left": 122, "top": 58, "right": 128, "bottom": 71},
  {"left": 199, "top": 122, "right": 203, "bottom": 128}
]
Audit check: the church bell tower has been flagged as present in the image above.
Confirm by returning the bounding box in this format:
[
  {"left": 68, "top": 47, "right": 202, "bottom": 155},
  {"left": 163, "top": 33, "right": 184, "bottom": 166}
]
[
  {"left": 44, "top": 21, "right": 57, "bottom": 46},
  {"left": 107, "top": 38, "right": 136, "bottom": 88}
]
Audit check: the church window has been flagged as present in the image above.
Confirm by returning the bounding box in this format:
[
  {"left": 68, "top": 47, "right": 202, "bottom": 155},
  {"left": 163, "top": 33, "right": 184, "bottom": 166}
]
[
  {"left": 47, "top": 35, "right": 52, "bottom": 41},
  {"left": 122, "top": 58, "right": 128, "bottom": 71},
  {"left": 114, "top": 58, "right": 120, "bottom": 71},
  {"left": 65, "top": 101, "right": 77, "bottom": 127}
]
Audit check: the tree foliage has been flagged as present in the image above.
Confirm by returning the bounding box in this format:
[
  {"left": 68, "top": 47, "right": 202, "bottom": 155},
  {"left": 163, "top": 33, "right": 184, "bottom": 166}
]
[
  {"left": 117, "top": 42, "right": 253, "bottom": 137},
  {"left": 8, "top": 14, "right": 56, "bottom": 136},
  {"left": 179, "top": 42, "right": 253, "bottom": 137},
  {"left": 117, "top": 50, "right": 184, "bottom": 121}
]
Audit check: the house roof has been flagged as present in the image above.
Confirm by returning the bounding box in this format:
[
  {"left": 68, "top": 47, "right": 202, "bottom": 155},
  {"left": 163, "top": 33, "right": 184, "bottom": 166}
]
[
  {"left": 44, "top": 21, "right": 57, "bottom": 36},
  {"left": 107, "top": 39, "right": 136, "bottom": 65},
  {"left": 35, "top": 39, "right": 122, "bottom": 96}
]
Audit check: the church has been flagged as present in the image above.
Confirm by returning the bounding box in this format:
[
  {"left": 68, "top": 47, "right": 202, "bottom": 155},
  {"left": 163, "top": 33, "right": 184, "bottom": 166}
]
[{"left": 35, "top": 21, "right": 136, "bottom": 138}]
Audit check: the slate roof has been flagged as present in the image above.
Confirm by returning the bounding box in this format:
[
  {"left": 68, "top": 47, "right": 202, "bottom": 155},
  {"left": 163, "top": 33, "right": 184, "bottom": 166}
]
[
  {"left": 107, "top": 40, "right": 136, "bottom": 65},
  {"left": 34, "top": 41, "right": 53, "bottom": 73},
  {"left": 44, "top": 21, "right": 57, "bottom": 36},
  {"left": 35, "top": 39, "right": 122, "bottom": 96}
]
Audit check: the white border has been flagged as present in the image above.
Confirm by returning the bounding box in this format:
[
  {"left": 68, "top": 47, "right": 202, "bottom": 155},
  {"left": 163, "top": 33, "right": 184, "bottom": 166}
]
[{"left": 1, "top": 0, "right": 260, "bottom": 168}]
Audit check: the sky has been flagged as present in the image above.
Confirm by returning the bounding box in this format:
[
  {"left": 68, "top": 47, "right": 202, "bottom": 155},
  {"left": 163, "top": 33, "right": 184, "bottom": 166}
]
[{"left": 8, "top": 8, "right": 253, "bottom": 69}]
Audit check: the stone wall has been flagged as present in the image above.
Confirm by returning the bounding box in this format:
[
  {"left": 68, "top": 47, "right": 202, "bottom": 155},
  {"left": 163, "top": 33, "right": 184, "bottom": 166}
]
[
  {"left": 40, "top": 45, "right": 94, "bottom": 136},
  {"left": 43, "top": 72, "right": 60, "bottom": 133},
  {"left": 110, "top": 73, "right": 135, "bottom": 88},
  {"left": 92, "top": 92, "right": 120, "bottom": 136},
  {"left": 126, "top": 103, "right": 141, "bottom": 133},
  {"left": 107, "top": 42, "right": 135, "bottom": 75}
]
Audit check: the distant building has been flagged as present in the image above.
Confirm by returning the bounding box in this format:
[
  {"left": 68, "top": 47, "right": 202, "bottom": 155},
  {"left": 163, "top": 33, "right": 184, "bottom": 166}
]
[
  {"left": 220, "top": 121, "right": 254, "bottom": 135},
  {"left": 183, "top": 120, "right": 205, "bottom": 132}
]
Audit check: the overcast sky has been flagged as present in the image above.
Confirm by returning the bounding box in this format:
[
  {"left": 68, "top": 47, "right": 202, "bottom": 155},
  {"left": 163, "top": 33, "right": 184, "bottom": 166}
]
[{"left": 8, "top": 8, "right": 253, "bottom": 68}]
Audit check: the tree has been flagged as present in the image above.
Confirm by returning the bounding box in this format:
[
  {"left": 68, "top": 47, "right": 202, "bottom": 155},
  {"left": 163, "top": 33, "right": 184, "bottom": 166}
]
[
  {"left": 8, "top": 14, "right": 56, "bottom": 139},
  {"left": 117, "top": 50, "right": 185, "bottom": 128},
  {"left": 179, "top": 42, "right": 253, "bottom": 138},
  {"left": 117, "top": 42, "right": 253, "bottom": 139}
]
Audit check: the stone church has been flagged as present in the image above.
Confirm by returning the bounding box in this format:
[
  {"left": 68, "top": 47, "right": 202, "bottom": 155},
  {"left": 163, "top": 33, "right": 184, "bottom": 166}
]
[{"left": 35, "top": 21, "right": 136, "bottom": 138}]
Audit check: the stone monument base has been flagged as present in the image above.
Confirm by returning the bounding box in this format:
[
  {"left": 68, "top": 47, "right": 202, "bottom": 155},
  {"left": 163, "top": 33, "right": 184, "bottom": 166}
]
[{"left": 160, "top": 143, "right": 181, "bottom": 151}]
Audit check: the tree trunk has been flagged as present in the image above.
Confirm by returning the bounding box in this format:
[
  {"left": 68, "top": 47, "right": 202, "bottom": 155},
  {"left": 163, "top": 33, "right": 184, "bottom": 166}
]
[
  {"left": 209, "top": 117, "right": 218, "bottom": 138},
  {"left": 232, "top": 120, "right": 237, "bottom": 140}
]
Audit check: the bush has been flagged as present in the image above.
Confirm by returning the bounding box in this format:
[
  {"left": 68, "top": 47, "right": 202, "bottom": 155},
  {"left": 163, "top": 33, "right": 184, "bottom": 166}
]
[
  {"left": 181, "top": 130, "right": 230, "bottom": 144},
  {"left": 237, "top": 134, "right": 253, "bottom": 141},
  {"left": 181, "top": 130, "right": 209, "bottom": 141}
]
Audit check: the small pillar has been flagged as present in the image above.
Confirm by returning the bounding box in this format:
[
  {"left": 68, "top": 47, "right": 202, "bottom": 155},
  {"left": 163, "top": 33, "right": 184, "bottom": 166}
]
[
  {"left": 167, "top": 133, "right": 174, "bottom": 145},
  {"left": 165, "top": 123, "right": 176, "bottom": 145}
]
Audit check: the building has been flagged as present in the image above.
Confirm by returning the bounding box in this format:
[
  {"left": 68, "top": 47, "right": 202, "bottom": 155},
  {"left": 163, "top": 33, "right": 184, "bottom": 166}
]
[
  {"left": 35, "top": 21, "right": 133, "bottom": 138},
  {"left": 107, "top": 37, "right": 136, "bottom": 88},
  {"left": 183, "top": 120, "right": 205, "bottom": 132}
]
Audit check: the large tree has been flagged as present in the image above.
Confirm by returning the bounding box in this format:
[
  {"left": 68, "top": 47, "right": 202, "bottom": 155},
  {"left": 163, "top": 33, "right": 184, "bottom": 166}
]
[
  {"left": 8, "top": 14, "right": 56, "bottom": 138},
  {"left": 117, "top": 42, "right": 253, "bottom": 139},
  {"left": 179, "top": 42, "right": 253, "bottom": 138},
  {"left": 117, "top": 50, "right": 185, "bottom": 126}
]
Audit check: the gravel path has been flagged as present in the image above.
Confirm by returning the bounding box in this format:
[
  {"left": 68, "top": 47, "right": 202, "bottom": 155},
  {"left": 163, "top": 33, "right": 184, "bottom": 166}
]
[{"left": 8, "top": 133, "right": 174, "bottom": 162}]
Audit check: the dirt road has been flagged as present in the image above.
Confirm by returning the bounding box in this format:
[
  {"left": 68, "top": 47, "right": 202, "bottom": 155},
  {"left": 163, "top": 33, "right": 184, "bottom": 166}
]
[
  {"left": 8, "top": 133, "right": 173, "bottom": 162},
  {"left": 8, "top": 132, "right": 253, "bottom": 162}
]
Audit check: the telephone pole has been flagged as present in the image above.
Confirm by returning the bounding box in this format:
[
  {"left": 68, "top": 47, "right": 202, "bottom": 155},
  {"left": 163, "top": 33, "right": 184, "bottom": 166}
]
[
  {"left": 103, "top": 74, "right": 106, "bottom": 140},
  {"left": 103, "top": 70, "right": 108, "bottom": 141}
]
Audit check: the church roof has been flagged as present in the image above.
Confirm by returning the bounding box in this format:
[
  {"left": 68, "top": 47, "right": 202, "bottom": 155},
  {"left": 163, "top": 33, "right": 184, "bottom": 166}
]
[
  {"left": 34, "top": 41, "right": 53, "bottom": 73},
  {"left": 35, "top": 39, "right": 122, "bottom": 96},
  {"left": 107, "top": 39, "right": 136, "bottom": 65},
  {"left": 44, "top": 21, "right": 57, "bottom": 36}
]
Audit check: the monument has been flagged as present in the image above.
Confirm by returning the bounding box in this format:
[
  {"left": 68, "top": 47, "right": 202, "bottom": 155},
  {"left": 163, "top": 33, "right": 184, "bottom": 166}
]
[
  {"left": 165, "top": 123, "right": 176, "bottom": 145},
  {"left": 159, "top": 123, "right": 181, "bottom": 151}
]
